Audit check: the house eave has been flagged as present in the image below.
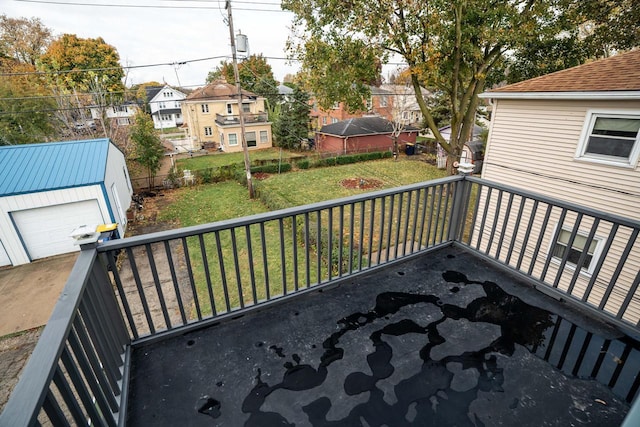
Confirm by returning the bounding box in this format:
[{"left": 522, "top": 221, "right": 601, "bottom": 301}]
[{"left": 479, "top": 91, "right": 640, "bottom": 100}]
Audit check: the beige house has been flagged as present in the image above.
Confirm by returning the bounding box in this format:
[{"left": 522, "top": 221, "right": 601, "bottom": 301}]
[
  {"left": 181, "top": 81, "right": 272, "bottom": 153},
  {"left": 477, "top": 50, "right": 640, "bottom": 323}
]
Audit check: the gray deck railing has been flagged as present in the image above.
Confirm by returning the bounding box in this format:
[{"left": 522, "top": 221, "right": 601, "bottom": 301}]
[{"left": 2, "top": 174, "right": 640, "bottom": 426}]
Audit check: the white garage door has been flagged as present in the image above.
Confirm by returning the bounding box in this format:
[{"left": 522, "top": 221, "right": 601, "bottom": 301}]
[
  {"left": 0, "top": 240, "right": 10, "bottom": 267},
  {"left": 12, "top": 200, "right": 105, "bottom": 261}
]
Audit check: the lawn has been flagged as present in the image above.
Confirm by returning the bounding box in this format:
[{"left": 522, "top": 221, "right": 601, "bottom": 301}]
[
  {"left": 157, "top": 158, "right": 448, "bottom": 315},
  {"left": 176, "top": 148, "right": 303, "bottom": 171}
]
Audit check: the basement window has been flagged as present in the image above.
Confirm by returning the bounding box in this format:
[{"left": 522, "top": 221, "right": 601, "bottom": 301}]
[{"left": 551, "top": 227, "right": 602, "bottom": 274}]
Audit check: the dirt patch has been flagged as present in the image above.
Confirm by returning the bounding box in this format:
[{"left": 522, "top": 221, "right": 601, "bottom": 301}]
[
  {"left": 252, "top": 172, "right": 270, "bottom": 180},
  {"left": 0, "top": 328, "right": 42, "bottom": 412},
  {"left": 341, "top": 177, "right": 383, "bottom": 190}
]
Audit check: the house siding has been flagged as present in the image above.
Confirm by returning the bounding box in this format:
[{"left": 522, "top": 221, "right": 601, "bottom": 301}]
[
  {"left": 483, "top": 99, "right": 640, "bottom": 219},
  {"left": 0, "top": 185, "right": 111, "bottom": 265},
  {"left": 478, "top": 98, "right": 640, "bottom": 324},
  {"left": 103, "top": 143, "right": 133, "bottom": 236},
  {"left": 182, "top": 97, "right": 273, "bottom": 152}
]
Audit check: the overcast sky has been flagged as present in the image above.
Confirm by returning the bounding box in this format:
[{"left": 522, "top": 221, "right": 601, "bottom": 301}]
[{"left": 5, "top": 0, "right": 301, "bottom": 88}]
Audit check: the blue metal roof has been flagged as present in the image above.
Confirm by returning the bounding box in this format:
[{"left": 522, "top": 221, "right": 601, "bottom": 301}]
[{"left": 0, "top": 139, "right": 111, "bottom": 197}]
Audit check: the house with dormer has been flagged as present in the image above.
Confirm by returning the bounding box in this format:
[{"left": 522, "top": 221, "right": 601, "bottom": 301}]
[
  {"left": 146, "top": 85, "right": 187, "bottom": 129},
  {"left": 181, "top": 81, "right": 273, "bottom": 152}
]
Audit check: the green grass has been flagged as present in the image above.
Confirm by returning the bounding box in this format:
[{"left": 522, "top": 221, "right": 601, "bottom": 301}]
[
  {"left": 256, "top": 157, "right": 447, "bottom": 207},
  {"left": 157, "top": 158, "right": 448, "bottom": 316},
  {"left": 176, "top": 148, "right": 303, "bottom": 171}
]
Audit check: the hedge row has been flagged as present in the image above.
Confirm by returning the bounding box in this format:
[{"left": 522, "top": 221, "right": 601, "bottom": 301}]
[{"left": 188, "top": 150, "right": 392, "bottom": 185}]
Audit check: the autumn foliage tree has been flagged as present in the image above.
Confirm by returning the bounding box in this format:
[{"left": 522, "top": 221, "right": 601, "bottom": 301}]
[
  {"left": 0, "top": 14, "right": 52, "bottom": 66},
  {"left": 39, "top": 34, "right": 124, "bottom": 93},
  {"left": 283, "top": 0, "right": 570, "bottom": 172}
]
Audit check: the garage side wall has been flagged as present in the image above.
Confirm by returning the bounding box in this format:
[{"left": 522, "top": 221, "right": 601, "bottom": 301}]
[
  {"left": 104, "top": 143, "right": 133, "bottom": 237},
  {"left": 0, "top": 185, "right": 111, "bottom": 265}
]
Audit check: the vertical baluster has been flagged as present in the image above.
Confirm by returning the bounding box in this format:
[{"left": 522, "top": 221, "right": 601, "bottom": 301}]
[
  {"left": 182, "top": 237, "right": 202, "bottom": 321},
  {"left": 245, "top": 225, "right": 258, "bottom": 304},
  {"left": 163, "top": 240, "right": 187, "bottom": 325},
  {"left": 527, "top": 204, "right": 553, "bottom": 277},
  {"left": 125, "top": 247, "right": 154, "bottom": 334},
  {"left": 199, "top": 234, "right": 217, "bottom": 315},
  {"left": 145, "top": 243, "right": 171, "bottom": 329},
  {"left": 505, "top": 196, "right": 526, "bottom": 265}
]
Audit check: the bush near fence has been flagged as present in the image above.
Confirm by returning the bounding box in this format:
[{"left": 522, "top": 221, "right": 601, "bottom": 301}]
[{"left": 133, "top": 150, "right": 394, "bottom": 192}]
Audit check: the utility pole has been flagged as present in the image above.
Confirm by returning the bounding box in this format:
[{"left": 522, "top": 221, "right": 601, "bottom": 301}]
[{"left": 225, "top": 0, "right": 254, "bottom": 198}]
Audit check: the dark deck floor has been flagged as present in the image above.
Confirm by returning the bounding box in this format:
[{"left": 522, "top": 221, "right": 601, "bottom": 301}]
[{"left": 127, "top": 246, "right": 639, "bottom": 426}]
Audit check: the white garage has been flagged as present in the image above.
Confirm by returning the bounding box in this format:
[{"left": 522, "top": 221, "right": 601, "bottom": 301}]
[
  {"left": 0, "top": 240, "right": 10, "bottom": 267},
  {"left": 0, "top": 139, "right": 133, "bottom": 266}
]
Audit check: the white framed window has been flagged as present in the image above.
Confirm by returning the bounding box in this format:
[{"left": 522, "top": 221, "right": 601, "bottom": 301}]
[
  {"left": 322, "top": 117, "right": 327, "bottom": 125},
  {"left": 332, "top": 102, "right": 340, "bottom": 110},
  {"left": 117, "top": 118, "right": 130, "bottom": 125},
  {"left": 259, "top": 130, "right": 268, "bottom": 143},
  {"left": 331, "top": 117, "right": 338, "bottom": 124},
  {"left": 226, "top": 104, "right": 233, "bottom": 114},
  {"left": 201, "top": 104, "right": 209, "bottom": 113},
  {"left": 242, "top": 102, "right": 251, "bottom": 113},
  {"left": 159, "top": 102, "right": 166, "bottom": 109},
  {"left": 204, "top": 126, "right": 212, "bottom": 136},
  {"left": 380, "top": 96, "right": 388, "bottom": 107},
  {"left": 246, "top": 131, "right": 257, "bottom": 147},
  {"left": 176, "top": 113, "right": 181, "bottom": 119},
  {"left": 550, "top": 225, "right": 602, "bottom": 275},
  {"left": 161, "top": 114, "right": 171, "bottom": 121},
  {"left": 576, "top": 110, "right": 640, "bottom": 167},
  {"left": 228, "top": 133, "right": 238, "bottom": 146}
]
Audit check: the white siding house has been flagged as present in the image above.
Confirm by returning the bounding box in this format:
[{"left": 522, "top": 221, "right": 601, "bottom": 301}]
[
  {"left": 89, "top": 102, "right": 140, "bottom": 126},
  {"left": 0, "top": 139, "right": 132, "bottom": 266},
  {"left": 147, "top": 85, "right": 187, "bottom": 130},
  {"left": 477, "top": 50, "right": 640, "bottom": 323}
]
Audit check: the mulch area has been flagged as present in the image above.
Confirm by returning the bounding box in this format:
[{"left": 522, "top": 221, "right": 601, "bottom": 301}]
[{"left": 341, "top": 177, "right": 383, "bottom": 190}]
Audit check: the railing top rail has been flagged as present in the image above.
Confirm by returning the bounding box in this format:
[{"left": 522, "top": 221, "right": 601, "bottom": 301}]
[
  {"left": 0, "top": 250, "right": 97, "bottom": 426},
  {"left": 467, "top": 176, "right": 640, "bottom": 230},
  {"left": 98, "top": 175, "right": 462, "bottom": 252}
]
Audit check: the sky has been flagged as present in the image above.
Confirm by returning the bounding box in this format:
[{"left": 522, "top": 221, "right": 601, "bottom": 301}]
[{"left": 4, "top": 0, "right": 302, "bottom": 89}]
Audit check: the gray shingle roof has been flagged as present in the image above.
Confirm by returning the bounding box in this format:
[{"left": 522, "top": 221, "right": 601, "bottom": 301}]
[{"left": 317, "top": 117, "right": 419, "bottom": 137}]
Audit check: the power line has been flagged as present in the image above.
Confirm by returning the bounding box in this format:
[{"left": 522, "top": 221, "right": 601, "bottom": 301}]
[
  {"left": 14, "top": 0, "right": 290, "bottom": 12},
  {"left": 0, "top": 55, "right": 229, "bottom": 77}
]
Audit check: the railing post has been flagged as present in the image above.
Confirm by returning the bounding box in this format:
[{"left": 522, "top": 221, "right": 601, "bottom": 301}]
[{"left": 448, "top": 162, "right": 474, "bottom": 242}]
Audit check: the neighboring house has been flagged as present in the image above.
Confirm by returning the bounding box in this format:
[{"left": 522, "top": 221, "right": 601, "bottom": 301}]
[
  {"left": 478, "top": 49, "right": 640, "bottom": 317},
  {"left": 310, "top": 86, "right": 395, "bottom": 130},
  {"left": 146, "top": 85, "right": 187, "bottom": 130},
  {"left": 315, "top": 117, "right": 418, "bottom": 154},
  {"left": 0, "top": 139, "right": 133, "bottom": 266},
  {"left": 380, "top": 84, "right": 429, "bottom": 127},
  {"left": 436, "top": 124, "right": 485, "bottom": 172},
  {"left": 277, "top": 84, "right": 294, "bottom": 103},
  {"left": 181, "top": 80, "right": 273, "bottom": 153},
  {"left": 89, "top": 102, "right": 140, "bottom": 126}
]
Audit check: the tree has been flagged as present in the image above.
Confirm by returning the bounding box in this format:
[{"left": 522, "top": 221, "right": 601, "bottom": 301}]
[
  {"left": 130, "top": 111, "right": 164, "bottom": 190},
  {"left": 39, "top": 34, "right": 124, "bottom": 93},
  {"left": 0, "top": 15, "right": 52, "bottom": 66},
  {"left": 0, "top": 56, "right": 56, "bottom": 145},
  {"left": 505, "top": 0, "right": 640, "bottom": 84},
  {"left": 206, "top": 54, "right": 279, "bottom": 107},
  {"left": 273, "top": 86, "right": 311, "bottom": 149},
  {"left": 283, "top": 0, "right": 565, "bottom": 172}
]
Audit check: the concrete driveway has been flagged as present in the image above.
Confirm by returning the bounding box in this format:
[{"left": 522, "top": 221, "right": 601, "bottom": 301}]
[{"left": 0, "top": 253, "right": 78, "bottom": 337}]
